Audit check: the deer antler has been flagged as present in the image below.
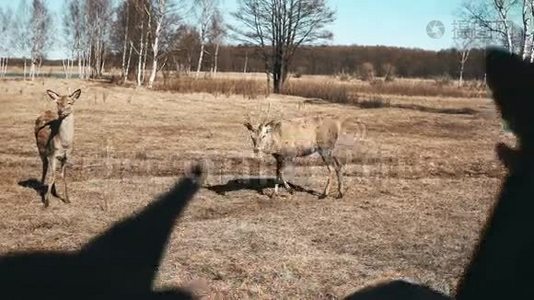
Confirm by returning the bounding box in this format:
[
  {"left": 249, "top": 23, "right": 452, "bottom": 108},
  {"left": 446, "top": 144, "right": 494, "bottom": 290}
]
[{"left": 258, "top": 101, "right": 273, "bottom": 124}]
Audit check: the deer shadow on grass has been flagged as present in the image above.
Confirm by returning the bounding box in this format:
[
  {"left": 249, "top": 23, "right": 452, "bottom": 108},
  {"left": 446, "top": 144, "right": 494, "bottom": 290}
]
[
  {"left": 205, "top": 177, "right": 322, "bottom": 197},
  {"left": 1, "top": 166, "right": 205, "bottom": 300},
  {"left": 18, "top": 178, "right": 62, "bottom": 207},
  {"left": 18, "top": 178, "right": 42, "bottom": 192}
]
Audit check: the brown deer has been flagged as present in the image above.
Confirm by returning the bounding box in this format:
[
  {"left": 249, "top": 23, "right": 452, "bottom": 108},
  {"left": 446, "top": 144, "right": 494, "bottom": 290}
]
[
  {"left": 244, "top": 116, "right": 344, "bottom": 199},
  {"left": 35, "top": 89, "right": 81, "bottom": 207},
  {"left": 346, "top": 49, "right": 534, "bottom": 299}
]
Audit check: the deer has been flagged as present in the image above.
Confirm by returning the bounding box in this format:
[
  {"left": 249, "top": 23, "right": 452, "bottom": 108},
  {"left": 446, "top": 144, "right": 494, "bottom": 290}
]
[
  {"left": 346, "top": 49, "right": 534, "bottom": 299},
  {"left": 243, "top": 116, "right": 344, "bottom": 199},
  {"left": 35, "top": 89, "right": 81, "bottom": 208}
]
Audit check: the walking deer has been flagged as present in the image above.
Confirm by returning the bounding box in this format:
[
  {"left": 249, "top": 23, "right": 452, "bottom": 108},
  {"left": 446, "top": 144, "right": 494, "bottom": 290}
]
[
  {"left": 244, "top": 116, "right": 344, "bottom": 198},
  {"left": 347, "top": 49, "right": 534, "bottom": 299},
  {"left": 35, "top": 89, "right": 81, "bottom": 207}
]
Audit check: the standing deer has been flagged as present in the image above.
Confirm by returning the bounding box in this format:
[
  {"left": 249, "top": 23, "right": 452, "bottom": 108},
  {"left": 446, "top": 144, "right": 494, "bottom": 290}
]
[
  {"left": 35, "top": 89, "right": 81, "bottom": 207},
  {"left": 346, "top": 49, "right": 534, "bottom": 299},
  {"left": 244, "top": 116, "right": 344, "bottom": 199}
]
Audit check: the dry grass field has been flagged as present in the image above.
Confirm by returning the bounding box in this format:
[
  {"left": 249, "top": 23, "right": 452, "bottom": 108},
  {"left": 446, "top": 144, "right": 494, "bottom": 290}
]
[{"left": 0, "top": 77, "right": 512, "bottom": 298}]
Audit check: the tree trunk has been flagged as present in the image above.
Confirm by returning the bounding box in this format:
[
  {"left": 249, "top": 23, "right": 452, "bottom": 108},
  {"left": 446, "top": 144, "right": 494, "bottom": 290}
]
[
  {"left": 121, "top": 1, "right": 129, "bottom": 80},
  {"left": 148, "top": 14, "right": 163, "bottom": 88},
  {"left": 78, "top": 54, "right": 82, "bottom": 79},
  {"left": 142, "top": 34, "right": 149, "bottom": 83},
  {"left": 137, "top": 24, "right": 145, "bottom": 87},
  {"left": 126, "top": 41, "right": 133, "bottom": 81},
  {"left": 459, "top": 62, "right": 465, "bottom": 87},
  {"left": 459, "top": 50, "right": 470, "bottom": 87},
  {"left": 272, "top": 51, "right": 288, "bottom": 93},
  {"left": 30, "top": 59, "right": 36, "bottom": 81},
  {"left": 196, "top": 42, "right": 205, "bottom": 78},
  {"left": 62, "top": 59, "right": 68, "bottom": 79},
  {"left": 243, "top": 52, "right": 248, "bottom": 73},
  {"left": 23, "top": 58, "right": 27, "bottom": 81},
  {"left": 213, "top": 42, "right": 220, "bottom": 75}
]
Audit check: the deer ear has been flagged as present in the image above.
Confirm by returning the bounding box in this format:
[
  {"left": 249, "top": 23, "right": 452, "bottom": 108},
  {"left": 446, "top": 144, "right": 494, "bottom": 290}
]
[
  {"left": 243, "top": 122, "right": 254, "bottom": 132},
  {"left": 265, "top": 120, "right": 280, "bottom": 132},
  {"left": 46, "top": 90, "right": 60, "bottom": 101},
  {"left": 69, "top": 89, "right": 82, "bottom": 101}
]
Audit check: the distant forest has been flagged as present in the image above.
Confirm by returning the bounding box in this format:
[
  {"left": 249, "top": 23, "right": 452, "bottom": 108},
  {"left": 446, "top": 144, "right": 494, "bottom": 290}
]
[
  {"left": 35, "top": 45, "right": 486, "bottom": 81},
  {"left": 214, "top": 45, "right": 486, "bottom": 80}
]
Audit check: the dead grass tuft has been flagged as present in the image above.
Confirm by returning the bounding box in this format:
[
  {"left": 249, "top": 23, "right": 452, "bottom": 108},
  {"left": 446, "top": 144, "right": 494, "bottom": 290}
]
[
  {"left": 157, "top": 77, "right": 269, "bottom": 99},
  {"left": 283, "top": 81, "right": 351, "bottom": 104}
]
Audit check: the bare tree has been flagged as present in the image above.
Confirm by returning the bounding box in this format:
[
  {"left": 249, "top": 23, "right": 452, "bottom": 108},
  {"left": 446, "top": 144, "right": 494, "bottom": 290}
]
[
  {"left": 519, "top": 0, "right": 533, "bottom": 60},
  {"left": 232, "top": 0, "right": 335, "bottom": 93},
  {"left": 208, "top": 9, "right": 225, "bottom": 75},
  {"left": 0, "top": 7, "right": 13, "bottom": 78},
  {"left": 29, "top": 0, "right": 52, "bottom": 80},
  {"left": 193, "top": 0, "right": 219, "bottom": 78},
  {"left": 12, "top": 0, "right": 33, "bottom": 80},
  {"left": 462, "top": 0, "right": 516, "bottom": 53},
  {"left": 85, "top": 0, "right": 113, "bottom": 78},
  {"left": 63, "top": 0, "right": 85, "bottom": 79},
  {"left": 166, "top": 24, "right": 201, "bottom": 74},
  {"left": 147, "top": 0, "right": 180, "bottom": 88},
  {"left": 527, "top": 0, "right": 534, "bottom": 61},
  {"left": 454, "top": 21, "right": 480, "bottom": 86}
]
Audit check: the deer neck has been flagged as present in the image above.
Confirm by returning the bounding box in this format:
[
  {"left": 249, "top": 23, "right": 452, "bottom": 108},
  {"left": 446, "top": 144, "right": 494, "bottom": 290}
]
[
  {"left": 58, "top": 113, "right": 75, "bottom": 147},
  {"left": 456, "top": 150, "right": 534, "bottom": 299}
]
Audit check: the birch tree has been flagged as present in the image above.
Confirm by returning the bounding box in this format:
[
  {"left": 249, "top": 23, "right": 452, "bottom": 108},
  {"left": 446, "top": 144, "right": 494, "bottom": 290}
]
[
  {"left": 29, "top": 0, "right": 52, "bottom": 80},
  {"left": 208, "top": 9, "right": 225, "bottom": 75},
  {"left": 12, "top": 1, "right": 32, "bottom": 80},
  {"left": 0, "top": 8, "right": 13, "bottom": 77},
  {"left": 454, "top": 24, "right": 479, "bottom": 86},
  {"left": 193, "top": 0, "right": 218, "bottom": 78},
  {"left": 462, "top": 0, "right": 516, "bottom": 53},
  {"left": 147, "top": 0, "right": 168, "bottom": 88},
  {"left": 85, "top": 0, "right": 112, "bottom": 78},
  {"left": 63, "top": 0, "right": 84, "bottom": 78}
]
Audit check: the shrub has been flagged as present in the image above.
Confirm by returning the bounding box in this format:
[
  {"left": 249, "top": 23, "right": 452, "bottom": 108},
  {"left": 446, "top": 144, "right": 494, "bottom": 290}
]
[
  {"left": 355, "top": 96, "right": 391, "bottom": 109},
  {"left": 359, "top": 62, "right": 375, "bottom": 81},
  {"left": 382, "top": 63, "right": 396, "bottom": 82},
  {"left": 283, "top": 81, "right": 351, "bottom": 104},
  {"left": 338, "top": 72, "right": 350, "bottom": 82},
  {"left": 156, "top": 77, "right": 268, "bottom": 99}
]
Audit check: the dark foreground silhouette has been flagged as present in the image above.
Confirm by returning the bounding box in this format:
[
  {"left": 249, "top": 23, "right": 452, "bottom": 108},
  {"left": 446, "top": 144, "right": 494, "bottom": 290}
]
[
  {"left": 0, "top": 165, "right": 205, "bottom": 300},
  {"left": 347, "top": 49, "right": 534, "bottom": 299}
]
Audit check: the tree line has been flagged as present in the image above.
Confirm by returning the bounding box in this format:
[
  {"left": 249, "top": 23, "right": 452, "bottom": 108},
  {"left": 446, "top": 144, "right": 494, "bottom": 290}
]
[{"left": 0, "top": 0, "right": 514, "bottom": 92}]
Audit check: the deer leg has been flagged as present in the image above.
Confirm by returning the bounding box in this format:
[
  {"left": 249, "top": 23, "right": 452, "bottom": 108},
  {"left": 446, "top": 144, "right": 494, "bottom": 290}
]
[
  {"left": 319, "top": 150, "right": 334, "bottom": 199},
  {"left": 275, "top": 156, "right": 293, "bottom": 197},
  {"left": 40, "top": 156, "right": 48, "bottom": 185},
  {"left": 43, "top": 157, "right": 57, "bottom": 208},
  {"left": 333, "top": 156, "right": 344, "bottom": 199},
  {"left": 60, "top": 158, "right": 70, "bottom": 204}
]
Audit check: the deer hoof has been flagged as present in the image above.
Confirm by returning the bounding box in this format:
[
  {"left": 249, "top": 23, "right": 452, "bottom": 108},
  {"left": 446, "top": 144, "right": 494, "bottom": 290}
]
[
  {"left": 335, "top": 193, "right": 343, "bottom": 199},
  {"left": 319, "top": 194, "right": 328, "bottom": 199}
]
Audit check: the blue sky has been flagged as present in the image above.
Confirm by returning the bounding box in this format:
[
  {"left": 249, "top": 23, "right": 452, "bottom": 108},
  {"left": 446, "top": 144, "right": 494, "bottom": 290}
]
[{"left": 0, "top": 0, "right": 465, "bottom": 58}]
